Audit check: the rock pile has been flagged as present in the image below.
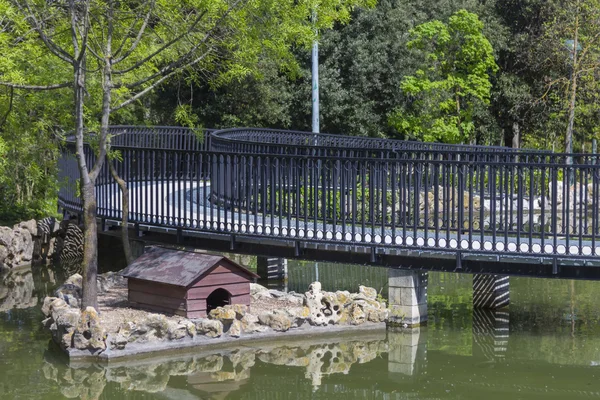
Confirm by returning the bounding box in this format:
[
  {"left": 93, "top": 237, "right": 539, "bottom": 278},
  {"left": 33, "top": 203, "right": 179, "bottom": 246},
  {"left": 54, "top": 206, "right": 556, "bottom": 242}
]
[
  {"left": 0, "top": 220, "right": 39, "bottom": 270},
  {"left": 42, "top": 274, "right": 389, "bottom": 357},
  {"left": 42, "top": 296, "right": 106, "bottom": 353}
]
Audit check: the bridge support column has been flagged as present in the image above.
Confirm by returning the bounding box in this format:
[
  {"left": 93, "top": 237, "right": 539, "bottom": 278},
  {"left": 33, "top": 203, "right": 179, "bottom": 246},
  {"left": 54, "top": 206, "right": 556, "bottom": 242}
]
[
  {"left": 388, "top": 269, "right": 427, "bottom": 327},
  {"left": 473, "top": 274, "right": 509, "bottom": 309},
  {"left": 472, "top": 309, "right": 510, "bottom": 361},
  {"left": 257, "top": 257, "right": 288, "bottom": 288},
  {"left": 387, "top": 327, "right": 427, "bottom": 377}
]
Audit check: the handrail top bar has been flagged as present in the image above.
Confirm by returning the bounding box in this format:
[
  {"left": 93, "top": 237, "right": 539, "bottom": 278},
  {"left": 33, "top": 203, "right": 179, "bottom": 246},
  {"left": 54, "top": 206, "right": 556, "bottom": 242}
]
[{"left": 210, "top": 127, "right": 552, "bottom": 154}]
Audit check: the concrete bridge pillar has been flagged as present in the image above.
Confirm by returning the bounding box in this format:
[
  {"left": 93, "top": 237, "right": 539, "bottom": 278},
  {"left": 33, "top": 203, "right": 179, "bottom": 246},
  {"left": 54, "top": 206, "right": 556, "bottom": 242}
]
[
  {"left": 387, "top": 327, "right": 427, "bottom": 377},
  {"left": 472, "top": 309, "right": 510, "bottom": 361},
  {"left": 473, "top": 274, "right": 509, "bottom": 309},
  {"left": 257, "top": 257, "right": 288, "bottom": 287},
  {"left": 388, "top": 269, "right": 428, "bottom": 327}
]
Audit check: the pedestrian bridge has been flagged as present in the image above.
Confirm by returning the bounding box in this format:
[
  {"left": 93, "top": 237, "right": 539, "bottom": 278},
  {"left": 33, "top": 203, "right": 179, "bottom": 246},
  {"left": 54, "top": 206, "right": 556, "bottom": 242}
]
[{"left": 58, "top": 125, "right": 600, "bottom": 280}]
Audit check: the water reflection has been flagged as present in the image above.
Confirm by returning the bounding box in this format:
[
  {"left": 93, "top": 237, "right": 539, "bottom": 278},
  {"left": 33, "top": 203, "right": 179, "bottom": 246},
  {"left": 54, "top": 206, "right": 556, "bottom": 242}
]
[
  {"left": 3, "top": 263, "right": 600, "bottom": 399},
  {"left": 42, "top": 331, "right": 388, "bottom": 398},
  {"left": 36, "top": 322, "right": 600, "bottom": 399},
  {"left": 0, "top": 263, "right": 57, "bottom": 312}
]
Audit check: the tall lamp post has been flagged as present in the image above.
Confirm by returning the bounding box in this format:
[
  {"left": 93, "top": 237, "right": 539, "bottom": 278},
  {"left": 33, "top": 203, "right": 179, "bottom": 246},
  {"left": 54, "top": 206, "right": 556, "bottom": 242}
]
[
  {"left": 564, "top": 39, "right": 582, "bottom": 168},
  {"left": 312, "top": 13, "right": 320, "bottom": 137},
  {"left": 311, "top": 12, "right": 320, "bottom": 281}
]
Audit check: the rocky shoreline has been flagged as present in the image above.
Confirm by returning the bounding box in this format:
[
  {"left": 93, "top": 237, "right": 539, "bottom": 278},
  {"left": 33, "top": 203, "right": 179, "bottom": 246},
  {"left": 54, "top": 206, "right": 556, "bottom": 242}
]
[
  {"left": 41, "top": 273, "right": 389, "bottom": 361},
  {"left": 0, "top": 217, "right": 83, "bottom": 272}
]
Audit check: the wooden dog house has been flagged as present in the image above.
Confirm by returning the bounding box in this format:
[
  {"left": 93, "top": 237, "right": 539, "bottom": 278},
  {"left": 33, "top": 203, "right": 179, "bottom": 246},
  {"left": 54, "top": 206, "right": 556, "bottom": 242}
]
[{"left": 120, "top": 247, "right": 259, "bottom": 318}]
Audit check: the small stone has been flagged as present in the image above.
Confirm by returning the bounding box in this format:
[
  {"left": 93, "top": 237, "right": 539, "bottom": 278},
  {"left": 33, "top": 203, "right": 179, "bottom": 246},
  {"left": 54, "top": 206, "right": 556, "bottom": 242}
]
[
  {"left": 181, "top": 320, "right": 196, "bottom": 338},
  {"left": 111, "top": 333, "right": 128, "bottom": 350},
  {"left": 268, "top": 289, "right": 288, "bottom": 298},
  {"left": 194, "top": 318, "right": 223, "bottom": 338},
  {"left": 229, "top": 320, "right": 242, "bottom": 337}
]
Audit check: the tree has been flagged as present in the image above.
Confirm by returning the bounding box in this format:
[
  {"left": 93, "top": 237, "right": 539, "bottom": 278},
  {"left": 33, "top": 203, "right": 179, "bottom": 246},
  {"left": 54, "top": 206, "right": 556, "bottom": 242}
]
[
  {"left": 389, "top": 10, "right": 498, "bottom": 144},
  {"left": 535, "top": 0, "right": 600, "bottom": 158},
  {"left": 1, "top": 0, "right": 374, "bottom": 309}
]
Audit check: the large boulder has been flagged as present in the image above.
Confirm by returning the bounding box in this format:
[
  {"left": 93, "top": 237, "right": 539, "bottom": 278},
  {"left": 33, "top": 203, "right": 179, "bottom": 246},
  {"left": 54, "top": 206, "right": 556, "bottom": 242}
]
[
  {"left": 240, "top": 314, "right": 267, "bottom": 333},
  {"left": 208, "top": 307, "right": 237, "bottom": 324},
  {"left": 348, "top": 303, "right": 366, "bottom": 325},
  {"left": 304, "top": 282, "right": 345, "bottom": 326},
  {"left": 250, "top": 283, "right": 271, "bottom": 299},
  {"left": 11, "top": 227, "right": 34, "bottom": 264},
  {"left": 358, "top": 286, "right": 377, "bottom": 300},
  {"left": 193, "top": 318, "right": 223, "bottom": 338},
  {"left": 258, "top": 310, "right": 292, "bottom": 332},
  {"left": 17, "top": 220, "right": 38, "bottom": 238},
  {"left": 167, "top": 320, "right": 190, "bottom": 341},
  {"left": 52, "top": 307, "right": 82, "bottom": 350},
  {"left": 72, "top": 307, "right": 106, "bottom": 352},
  {"left": 54, "top": 274, "right": 83, "bottom": 308},
  {"left": 42, "top": 297, "right": 68, "bottom": 318},
  {"left": 285, "top": 306, "right": 310, "bottom": 328}
]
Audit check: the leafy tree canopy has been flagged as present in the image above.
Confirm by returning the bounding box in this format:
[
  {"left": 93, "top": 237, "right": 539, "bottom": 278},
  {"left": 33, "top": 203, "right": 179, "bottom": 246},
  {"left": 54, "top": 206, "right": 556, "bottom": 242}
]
[{"left": 389, "top": 10, "right": 498, "bottom": 143}]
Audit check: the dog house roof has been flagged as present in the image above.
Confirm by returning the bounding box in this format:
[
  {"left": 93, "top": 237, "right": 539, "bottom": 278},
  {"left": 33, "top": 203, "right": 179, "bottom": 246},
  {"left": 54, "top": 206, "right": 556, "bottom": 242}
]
[{"left": 120, "top": 246, "right": 259, "bottom": 288}]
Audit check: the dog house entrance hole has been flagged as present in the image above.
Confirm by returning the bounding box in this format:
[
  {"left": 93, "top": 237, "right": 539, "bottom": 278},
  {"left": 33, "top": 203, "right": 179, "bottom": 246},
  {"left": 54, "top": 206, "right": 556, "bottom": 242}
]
[{"left": 207, "top": 288, "right": 231, "bottom": 313}]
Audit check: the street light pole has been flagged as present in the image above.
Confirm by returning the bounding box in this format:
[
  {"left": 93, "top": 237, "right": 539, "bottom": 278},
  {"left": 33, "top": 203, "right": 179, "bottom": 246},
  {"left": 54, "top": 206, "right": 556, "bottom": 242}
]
[
  {"left": 312, "top": 13, "right": 320, "bottom": 136},
  {"left": 565, "top": 38, "right": 582, "bottom": 183}
]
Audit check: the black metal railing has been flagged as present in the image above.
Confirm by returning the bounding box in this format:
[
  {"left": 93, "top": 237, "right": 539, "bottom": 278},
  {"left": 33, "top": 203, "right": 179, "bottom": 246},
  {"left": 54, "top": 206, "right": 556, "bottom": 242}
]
[{"left": 58, "top": 126, "right": 600, "bottom": 261}]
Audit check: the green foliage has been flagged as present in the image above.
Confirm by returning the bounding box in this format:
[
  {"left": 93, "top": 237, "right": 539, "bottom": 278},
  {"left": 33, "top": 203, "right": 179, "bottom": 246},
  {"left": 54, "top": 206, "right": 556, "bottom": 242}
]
[{"left": 389, "top": 10, "right": 498, "bottom": 144}]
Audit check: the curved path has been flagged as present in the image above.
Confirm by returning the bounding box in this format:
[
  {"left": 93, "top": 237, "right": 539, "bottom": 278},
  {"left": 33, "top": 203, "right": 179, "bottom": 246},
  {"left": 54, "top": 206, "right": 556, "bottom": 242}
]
[{"left": 58, "top": 126, "right": 600, "bottom": 279}]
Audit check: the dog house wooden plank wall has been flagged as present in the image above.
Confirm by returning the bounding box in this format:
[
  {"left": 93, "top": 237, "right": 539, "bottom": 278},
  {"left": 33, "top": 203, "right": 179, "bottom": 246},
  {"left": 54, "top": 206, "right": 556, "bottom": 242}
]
[{"left": 120, "top": 247, "right": 259, "bottom": 318}]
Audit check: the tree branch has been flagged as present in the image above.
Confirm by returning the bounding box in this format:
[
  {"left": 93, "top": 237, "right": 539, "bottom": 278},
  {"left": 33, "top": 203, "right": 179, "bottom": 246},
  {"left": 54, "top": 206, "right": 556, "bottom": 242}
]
[
  {"left": 113, "top": 0, "right": 156, "bottom": 63},
  {"left": 111, "top": 50, "right": 211, "bottom": 111},
  {"left": 0, "top": 81, "right": 71, "bottom": 90},
  {"left": 0, "top": 87, "right": 14, "bottom": 129},
  {"left": 112, "top": 10, "right": 209, "bottom": 75},
  {"left": 17, "top": 0, "right": 74, "bottom": 64}
]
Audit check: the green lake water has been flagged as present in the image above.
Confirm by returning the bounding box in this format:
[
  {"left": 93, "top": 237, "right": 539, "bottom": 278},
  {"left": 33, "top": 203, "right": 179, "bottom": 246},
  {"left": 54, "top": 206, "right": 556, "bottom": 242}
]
[{"left": 1, "top": 258, "right": 600, "bottom": 399}]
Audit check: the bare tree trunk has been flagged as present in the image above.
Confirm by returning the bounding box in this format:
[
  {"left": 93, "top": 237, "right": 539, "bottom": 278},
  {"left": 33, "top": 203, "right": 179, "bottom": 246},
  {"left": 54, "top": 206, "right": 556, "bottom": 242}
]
[
  {"left": 108, "top": 160, "right": 133, "bottom": 265},
  {"left": 102, "top": 1, "right": 134, "bottom": 265},
  {"left": 74, "top": 58, "right": 99, "bottom": 310}
]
